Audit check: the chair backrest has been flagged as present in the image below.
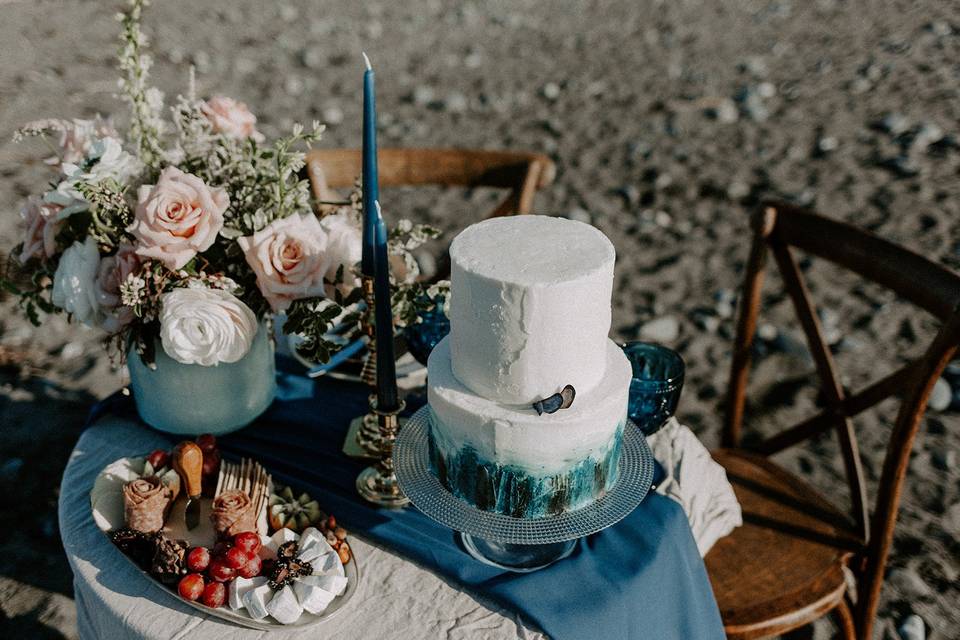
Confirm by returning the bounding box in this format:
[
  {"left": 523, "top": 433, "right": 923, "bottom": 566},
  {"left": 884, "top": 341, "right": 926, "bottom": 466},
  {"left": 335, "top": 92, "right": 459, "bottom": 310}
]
[
  {"left": 724, "top": 201, "right": 960, "bottom": 636},
  {"left": 306, "top": 148, "right": 555, "bottom": 218}
]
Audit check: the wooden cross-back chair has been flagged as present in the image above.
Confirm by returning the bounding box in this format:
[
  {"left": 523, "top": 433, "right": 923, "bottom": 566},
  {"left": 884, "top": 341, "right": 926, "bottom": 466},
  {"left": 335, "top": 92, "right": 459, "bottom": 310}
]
[
  {"left": 705, "top": 202, "right": 960, "bottom": 639},
  {"left": 306, "top": 148, "right": 555, "bottom": 219}
]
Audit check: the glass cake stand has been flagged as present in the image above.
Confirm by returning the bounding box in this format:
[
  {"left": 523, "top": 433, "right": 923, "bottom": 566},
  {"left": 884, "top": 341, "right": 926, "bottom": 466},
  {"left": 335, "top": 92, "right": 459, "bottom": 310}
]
[{"left": 393, "top": 407, "right": 656, "bottom": 572}]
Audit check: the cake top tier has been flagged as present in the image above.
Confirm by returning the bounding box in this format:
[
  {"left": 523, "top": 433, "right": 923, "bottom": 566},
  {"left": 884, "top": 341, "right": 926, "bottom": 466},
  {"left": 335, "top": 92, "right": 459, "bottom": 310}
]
[
  {"left": 449, "top": 216, "right": 615, "bottom": 287},
  {"left": 448, "top": 215, "right": 616, "bottom": 404}
]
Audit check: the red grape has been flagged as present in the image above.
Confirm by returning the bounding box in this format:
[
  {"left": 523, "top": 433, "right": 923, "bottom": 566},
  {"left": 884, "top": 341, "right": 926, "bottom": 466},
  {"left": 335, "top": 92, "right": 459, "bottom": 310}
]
[
  {"left": 237, "top": 554, "right": 262, "bottom": 579},
  {"left": 177, "top": 573, "right": 205, "bottom": 601},
  {"left": 201, "top": 449, "right": 221, "bottom": 477},
  {"left": 200, "top": 581, "right": 226, "bottom": 608},
  {"left": 224, "top": 546, "right": 250, "bottom": 570},
  {"left": 146, "top": 449, "right": 170, "bottom": 470},
  {"left": 195, "top": 434, "right": 217, "bottom": 454},
  {"left": 208, "top": 558, "right": 236, "bottom": 582},
  {"left": 186, "top": 547, "right": 210, "bottom": 573},
  {"left": 232, "top": 531, "right": 261, "bottom": 555}
]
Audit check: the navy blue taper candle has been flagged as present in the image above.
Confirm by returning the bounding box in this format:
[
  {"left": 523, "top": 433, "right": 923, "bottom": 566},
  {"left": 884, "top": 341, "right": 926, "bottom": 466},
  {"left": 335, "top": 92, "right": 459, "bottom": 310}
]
[
  {"left": 361, "top": 52, "right": 379, "bottom": 277},
  {"left": 371, "top": 201, "right": 399, "bottom": 411}
]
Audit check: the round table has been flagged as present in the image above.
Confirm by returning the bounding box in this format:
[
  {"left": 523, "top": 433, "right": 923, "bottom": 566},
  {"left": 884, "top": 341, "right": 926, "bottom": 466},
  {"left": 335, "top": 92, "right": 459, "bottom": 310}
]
[{"left": 59, "top": 416, "right": 544, "bottom": 640}]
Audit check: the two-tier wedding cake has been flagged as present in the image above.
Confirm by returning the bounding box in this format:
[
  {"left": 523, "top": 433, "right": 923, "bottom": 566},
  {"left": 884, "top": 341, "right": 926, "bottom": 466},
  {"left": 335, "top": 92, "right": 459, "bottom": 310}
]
[{"left": 426, "top": 215, "right": 632, "bottom": 518}]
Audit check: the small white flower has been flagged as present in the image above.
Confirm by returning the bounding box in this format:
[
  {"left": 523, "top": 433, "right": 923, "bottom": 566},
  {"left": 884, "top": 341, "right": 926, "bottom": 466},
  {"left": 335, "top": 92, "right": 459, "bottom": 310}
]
[
  {"left": 51, "top": 237, "right": 103, "bottom": 327},
  {"left": 86, "top": 136, "right": 142, "bottom": 182},
  {"left": 160, "top": 288, "right": 258, "bottom": 366}
]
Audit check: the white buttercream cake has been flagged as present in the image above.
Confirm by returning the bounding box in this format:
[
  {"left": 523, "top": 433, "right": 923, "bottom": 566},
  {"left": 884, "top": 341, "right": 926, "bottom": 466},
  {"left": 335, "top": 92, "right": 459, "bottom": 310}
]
[{"left": 427, "top": 215, "right": 632, "bottom": 517}]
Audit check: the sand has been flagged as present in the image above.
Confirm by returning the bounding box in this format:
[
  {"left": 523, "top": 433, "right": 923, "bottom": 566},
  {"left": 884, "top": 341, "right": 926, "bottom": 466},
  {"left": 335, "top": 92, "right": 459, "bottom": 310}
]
[{"left": 0, "top": 0, "right": 958, "bottom": 638}]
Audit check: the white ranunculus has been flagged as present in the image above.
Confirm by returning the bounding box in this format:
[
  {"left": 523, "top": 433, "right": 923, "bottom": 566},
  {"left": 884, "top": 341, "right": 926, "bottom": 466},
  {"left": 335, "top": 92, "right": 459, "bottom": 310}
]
[
  {"left": 51, "top": 237, "right": 102, "bottom": 327},
  {"left": 160, "top": 288, "right": 258, "bottom": 366}
]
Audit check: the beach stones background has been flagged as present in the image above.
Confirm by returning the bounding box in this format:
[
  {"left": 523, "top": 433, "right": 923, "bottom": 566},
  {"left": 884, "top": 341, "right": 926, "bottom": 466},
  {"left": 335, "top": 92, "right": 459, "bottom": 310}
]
[{"left": 0, "top": 0, "right": 958, "bottom": 637}]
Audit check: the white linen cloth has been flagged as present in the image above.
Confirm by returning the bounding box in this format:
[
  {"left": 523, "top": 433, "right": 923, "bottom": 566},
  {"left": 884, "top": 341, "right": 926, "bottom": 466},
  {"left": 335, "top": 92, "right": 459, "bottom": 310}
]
[
  {"left": 60, "top": 415, "right": 738, "bottom": 639},
  {"left": 647, "top": 418, "right": 742, "bottom": 556}
]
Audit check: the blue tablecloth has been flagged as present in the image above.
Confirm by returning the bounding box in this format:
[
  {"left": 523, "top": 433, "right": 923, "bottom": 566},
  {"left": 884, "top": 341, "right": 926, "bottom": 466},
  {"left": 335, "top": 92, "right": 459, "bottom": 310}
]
[{"left": 89, "top": 362, "right": 724, "bottom": 640}]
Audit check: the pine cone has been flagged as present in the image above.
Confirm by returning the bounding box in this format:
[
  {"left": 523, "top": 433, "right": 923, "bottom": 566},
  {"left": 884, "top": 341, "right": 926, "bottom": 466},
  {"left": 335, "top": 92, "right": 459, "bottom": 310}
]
[
  {"left": 110, "top": 528, "right": 156, "bottom": 570},
  {"left": 150, "top": 534, "right": 188, "bottom": 584}
]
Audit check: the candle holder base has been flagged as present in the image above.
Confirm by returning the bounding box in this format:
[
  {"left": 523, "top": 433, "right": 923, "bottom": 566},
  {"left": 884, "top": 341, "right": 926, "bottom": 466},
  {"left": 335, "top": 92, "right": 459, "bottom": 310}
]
[
  {"left": 356, "top": 464, "right": 411, "bottom": 508},
  {"left": 355, "top": 401, "right": 410, "bottom": 508},
  {"left": 343, "top": 413, "right": 409, "bottom": 460}
]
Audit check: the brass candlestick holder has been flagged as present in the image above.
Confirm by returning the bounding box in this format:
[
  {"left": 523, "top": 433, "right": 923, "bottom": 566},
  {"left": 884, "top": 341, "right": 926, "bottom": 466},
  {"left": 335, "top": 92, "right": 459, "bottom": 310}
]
[
  {"left": 350, "top": 275, "right": 384, "bottom": 457},
  {"left": 356, "top": 399, "right": 410, "bottom": 507}
]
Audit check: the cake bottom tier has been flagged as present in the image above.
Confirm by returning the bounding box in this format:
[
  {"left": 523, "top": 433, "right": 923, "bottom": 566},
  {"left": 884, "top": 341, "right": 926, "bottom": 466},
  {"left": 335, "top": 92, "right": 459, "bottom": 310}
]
[{"left": 429, "top": 417, "right": 624, "bottom": 518}]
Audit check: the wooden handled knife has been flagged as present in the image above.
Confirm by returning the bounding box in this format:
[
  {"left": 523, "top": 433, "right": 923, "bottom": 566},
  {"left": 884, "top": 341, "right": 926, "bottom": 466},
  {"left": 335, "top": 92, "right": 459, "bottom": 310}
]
[{"left": 173, "top": 442, "right": 204, "bottom": 530}]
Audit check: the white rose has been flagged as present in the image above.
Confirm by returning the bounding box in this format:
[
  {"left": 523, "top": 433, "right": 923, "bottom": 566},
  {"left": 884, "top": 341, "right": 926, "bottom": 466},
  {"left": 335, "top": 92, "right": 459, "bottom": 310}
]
[
  {"left": 318, "top": 213, "right": 362, "bottom": 297},
  {"left": 160, "top": 288, "right": 258, "bottom": 366},
  {"left": 51, "top": 237, "right": 102, "bottom": 327}
]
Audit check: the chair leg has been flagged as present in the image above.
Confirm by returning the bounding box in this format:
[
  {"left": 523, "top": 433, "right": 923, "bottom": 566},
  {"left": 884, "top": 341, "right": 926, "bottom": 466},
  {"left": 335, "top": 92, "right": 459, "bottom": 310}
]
[{"left": 831, "top": 600, "right": 856, "bottom": 640}]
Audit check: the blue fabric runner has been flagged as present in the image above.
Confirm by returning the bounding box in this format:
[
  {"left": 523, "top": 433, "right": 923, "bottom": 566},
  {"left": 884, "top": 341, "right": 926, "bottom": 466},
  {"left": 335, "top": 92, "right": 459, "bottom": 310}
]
[{"left": 88, "top": 359, "right": 724, "bottom": 640}]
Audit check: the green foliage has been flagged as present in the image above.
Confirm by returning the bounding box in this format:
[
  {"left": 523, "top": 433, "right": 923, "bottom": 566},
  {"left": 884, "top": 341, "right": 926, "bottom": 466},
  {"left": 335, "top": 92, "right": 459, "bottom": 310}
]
[{"left": 282, "top": 297, "right": 347, "bottom": 363}]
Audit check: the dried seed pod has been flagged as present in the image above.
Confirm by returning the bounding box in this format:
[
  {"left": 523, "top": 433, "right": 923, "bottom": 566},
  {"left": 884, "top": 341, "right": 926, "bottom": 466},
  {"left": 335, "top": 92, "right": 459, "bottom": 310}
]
[
  {"left": 559, "top": 384, "right": 576, "bottom": 409},
  {"left": 532, "top": 384, "right": 576, "bottom": 415}
]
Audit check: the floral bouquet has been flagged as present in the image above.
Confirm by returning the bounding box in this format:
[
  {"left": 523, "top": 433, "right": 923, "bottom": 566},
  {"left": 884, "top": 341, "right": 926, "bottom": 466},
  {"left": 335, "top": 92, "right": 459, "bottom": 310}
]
[{"left": 4, "top": 0, "right": 444, "bottom": 371}]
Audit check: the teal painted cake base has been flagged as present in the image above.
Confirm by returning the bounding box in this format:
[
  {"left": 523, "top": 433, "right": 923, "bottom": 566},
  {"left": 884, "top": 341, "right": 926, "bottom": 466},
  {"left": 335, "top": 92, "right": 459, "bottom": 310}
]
[{"left": 429, "top": 419, "right": 624, "bottom": 518}]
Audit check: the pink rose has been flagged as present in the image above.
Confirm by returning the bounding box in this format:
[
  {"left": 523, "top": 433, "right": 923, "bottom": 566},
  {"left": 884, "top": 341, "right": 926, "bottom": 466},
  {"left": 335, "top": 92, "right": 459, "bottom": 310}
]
[
  {"left": 201, "top": 96, "right": 264, "bottom": 142},
  {"left": 129, "top": 167, "right": 228, "bottom": 270},
  {"left": 95, "top": 243, "right": 140, "bottom": 332},
  {"left": 237, "top": 214, "right": 331, "bottom": 312},
  {"left": 57, "top": 117, "right": 117, "bottom": 166},
  {"left": 18, "top": 196, "right": 61, "bottom": 264}
]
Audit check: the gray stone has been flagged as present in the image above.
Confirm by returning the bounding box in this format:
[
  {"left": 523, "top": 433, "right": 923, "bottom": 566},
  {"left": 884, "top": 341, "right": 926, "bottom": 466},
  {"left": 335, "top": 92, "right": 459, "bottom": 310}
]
[
  {"left": 541, "top": 82, "right": 561, "bottom": 101},
  {"left": 757, "top": 323, "right": 779, "bottom": 341},
  {"left": 565, "top": 208, "right": 592, "bottom": 224},
  {"left": 887, "top": 567, "right": 932, "bottom": 599},
  {"left": 322, "top": 105, "right": 344, "bottom": 126},
  {"left": 932, "top": 449, "right": 956, "bottom": 472},
  {"left": 877, "top": 112, "right": 910, "bottom": 136},
  {"left": 817, "top": 136, "right": 839, "bottom": 153},
  {"left": 412, "top": 85, "right": 435, "bottom": 106},
  {"left": 898, "top": 613, "right": 925, "bottom": 640},
  {"left": 928, "top": 377, "right": 951, "bottom": 412},
  {"left": 640, "top": 316, "right": 680, "bottom": 343},
  {"left": 300, "top": 46, "right": 325, "bottom": 69},
  {"left": 946, "top": 502, "right": 960, "bottom": 536}
]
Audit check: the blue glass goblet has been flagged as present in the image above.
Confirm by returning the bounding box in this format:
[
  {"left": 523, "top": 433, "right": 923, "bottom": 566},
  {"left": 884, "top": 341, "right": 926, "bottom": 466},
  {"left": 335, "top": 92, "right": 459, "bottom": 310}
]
[
  {"left": 622, "top": 342, "right": 685, "bottom": 436},
  {"left": 403, "top": 305, "right": 451, "bottom": 366}
]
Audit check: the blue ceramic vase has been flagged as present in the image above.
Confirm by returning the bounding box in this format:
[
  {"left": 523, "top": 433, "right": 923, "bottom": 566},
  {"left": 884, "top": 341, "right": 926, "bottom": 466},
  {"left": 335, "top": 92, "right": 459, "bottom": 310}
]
[{"left": 127, "top": 322, "right": 276, "bottom": 436}]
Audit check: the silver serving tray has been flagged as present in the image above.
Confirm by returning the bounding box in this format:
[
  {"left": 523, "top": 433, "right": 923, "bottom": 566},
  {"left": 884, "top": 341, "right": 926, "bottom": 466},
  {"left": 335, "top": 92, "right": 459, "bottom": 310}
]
[{"left": 90, "top": 455, "right": 359, "bottom": 631}]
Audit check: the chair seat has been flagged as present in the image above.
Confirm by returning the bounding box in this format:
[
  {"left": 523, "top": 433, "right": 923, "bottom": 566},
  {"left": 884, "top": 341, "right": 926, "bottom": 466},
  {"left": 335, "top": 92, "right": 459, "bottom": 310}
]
[{"left": 705, "top": 449, "right": 863, "bottom": 639}]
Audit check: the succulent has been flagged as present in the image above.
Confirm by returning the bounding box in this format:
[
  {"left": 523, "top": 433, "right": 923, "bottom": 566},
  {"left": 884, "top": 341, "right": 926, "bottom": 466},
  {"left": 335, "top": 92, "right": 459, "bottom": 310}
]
[{"left": 268, "top": 484, "right": 325, "bottom": 533}]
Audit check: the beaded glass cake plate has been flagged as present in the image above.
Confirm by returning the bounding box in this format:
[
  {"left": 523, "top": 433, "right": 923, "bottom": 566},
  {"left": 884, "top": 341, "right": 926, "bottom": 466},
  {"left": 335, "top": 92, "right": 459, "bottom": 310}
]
[
  {"left": 89, "top": 455, "right": 359, "bottom": 631},
  {"left": 394, "top": 406, "right": 655, "bottom": 545}
]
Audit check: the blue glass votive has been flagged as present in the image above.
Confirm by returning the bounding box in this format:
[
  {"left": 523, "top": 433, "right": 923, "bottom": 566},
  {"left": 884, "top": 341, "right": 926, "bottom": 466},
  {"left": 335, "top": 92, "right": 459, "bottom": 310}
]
[
  {"left": 403, "top": 304, "right": 451, "bottom": 366},
  {"left": 622, "top": 341, "right": 685, "bottom": 436}
]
